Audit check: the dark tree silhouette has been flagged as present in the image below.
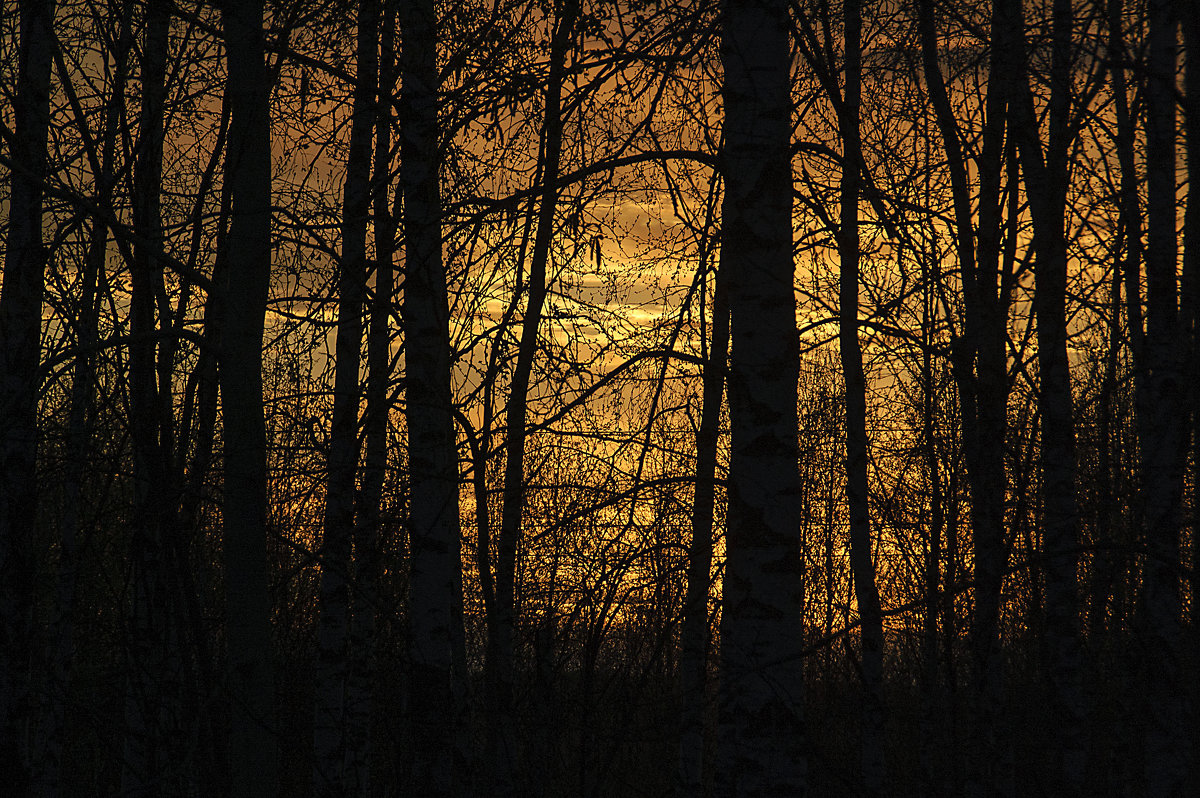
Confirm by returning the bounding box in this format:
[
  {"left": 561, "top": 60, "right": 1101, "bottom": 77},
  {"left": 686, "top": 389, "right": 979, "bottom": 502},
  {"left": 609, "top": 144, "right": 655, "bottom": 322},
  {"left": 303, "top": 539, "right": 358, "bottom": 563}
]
[
  {"left": 313, "top": 2, "right": 379, "bottom": 795},
  {"left": 836, "top": 0, "right": 887, "bottom": 789},
  {"left": 716, "top": 0, "right": 807, "bottom": 795},
  {"left": 399, "top": 0, "right": 465, "bottom": 793},
  {"left": 1139, "top": 0, "right": 1191, "bottom": 791},
  {"left": 0, "top": 0, "right": 55, "bottom": 790},
  {"left": 0, "top": 1, "right": 1193, "bottom": 795},
  {"left": 218, "top": 1, "right": 279, "bottom": 794},
  {"left": 677, "top": 193, "right": 726, "bottom": 798}
]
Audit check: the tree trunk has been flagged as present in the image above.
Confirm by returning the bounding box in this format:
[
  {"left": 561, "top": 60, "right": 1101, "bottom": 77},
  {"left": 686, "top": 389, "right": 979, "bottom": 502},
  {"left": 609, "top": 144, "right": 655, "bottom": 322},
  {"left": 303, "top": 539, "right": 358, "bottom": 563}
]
[
  {"left": 0, "top": 1, "right": 56, "bottom": 790},
  {"left": 677, "top": 220, "right": 727, "bottom": 798},
  {"left": 1183, "top": 0, "right": 1200, "bottom": 664},
  {"left": 313, "top": 2, "right": 379, "bottom": 795},
  {"left": 918, "top": 0, "right": 1013, "bottom": 789},
  {"left": 838, "top": 1, "right": 886, "bottom": 791},
  {"left": 716, "top": 1, "right": 806, "bottom": 796},
  {"left": 918, "top": 250, "right": 949, "bottom": 795},
  {"left": 123, "top": 1, "right": 180, "bottom": 792},
  {"left": 346, "top": 5, "right": 397, "bottom": 795},
  {"left": 1004, "top": 0, "right": 1087, "bottom": 791},
  {"left": 35, "top": 5, "right": 131, "bottom": 794},
  {"left": 491, "top": 2, "right": 577, "bottom": 792},
  {"left": 399, "top": 0, "right": 463, "bottom": 793},
  {"left": 218, "top": 3, "right": 279, "bottom": 795},
  {"left": 1140, "top": 0, "right": 1191, "bottom": 791},
  {"left": 1012, "top": 0, "right": 1089, "bottom": 787}
]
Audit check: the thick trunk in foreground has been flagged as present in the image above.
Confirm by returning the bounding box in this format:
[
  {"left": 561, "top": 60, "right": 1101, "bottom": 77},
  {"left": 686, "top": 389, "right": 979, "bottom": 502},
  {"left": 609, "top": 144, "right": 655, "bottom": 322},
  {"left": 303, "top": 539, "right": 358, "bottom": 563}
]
[
  {"left": 219, "top": 3, "right": 279, "bottom": 795},
  {"left": 399, "top": 0, "right": 463, "bottom": 793},
  {"left": 716, "top": 1, "right": 806, "bottom": 796},
  {"left": 0, "top": 1, "right": 55, "bottom": 790}
]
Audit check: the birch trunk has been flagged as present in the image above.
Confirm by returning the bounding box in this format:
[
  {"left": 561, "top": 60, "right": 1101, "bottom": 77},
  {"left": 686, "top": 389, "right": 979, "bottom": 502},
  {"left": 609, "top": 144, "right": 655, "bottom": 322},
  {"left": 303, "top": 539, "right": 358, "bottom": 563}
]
[
  {"left": 219, "top": 2, "right": 279, "bottom": 794},
  {"left": 399, "top": 0, "right": 463, "bottom": 792},
  {"left": 716, "top": 1, "right": 806, "bottom": 795},
  {"left": 313, "top": 2, "right": 379, "bottom": 794}
]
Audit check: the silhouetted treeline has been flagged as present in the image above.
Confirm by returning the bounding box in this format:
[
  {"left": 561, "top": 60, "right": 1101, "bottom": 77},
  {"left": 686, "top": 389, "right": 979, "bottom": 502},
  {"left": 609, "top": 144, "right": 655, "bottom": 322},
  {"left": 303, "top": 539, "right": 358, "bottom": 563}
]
[{"left": 0, "top": 0, "right": 1195, "bottom": 795}]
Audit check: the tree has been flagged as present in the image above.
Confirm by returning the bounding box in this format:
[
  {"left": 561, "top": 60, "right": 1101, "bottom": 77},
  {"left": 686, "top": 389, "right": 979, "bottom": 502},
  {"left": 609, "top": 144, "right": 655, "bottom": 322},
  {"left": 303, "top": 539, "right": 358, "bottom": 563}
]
[
  {"left": 313, "top": 2, "right": 379, "bottom": 795},
  {"left": 123, "top": 1, "right": 183, "bottom": 792},
  {"left": 716, "top": 0, "right": 807, "bottom": 795},
  {"left": 490, "top": 1, "right": 578, "bottom": 791},
  {"left": 677, "top": 180, "right": 726, "bottom": 798},
  {"left": 0, "top": 0, "right": 56, "bottom": 790},
  {"left": 916, "top": 0, "right": 1017, "bottom": 788},
  {"left": 1004, "top": 0, "right": 1089, "bottom": 789},
  {"left": 1138, "top": 0, "right": 1191, "bottom": 790},
  {"left": 399, "top": 0, "right": 465, "bottom": 791},
  {"left": 218, "top": 1, "right": 279, "bottom": 794},
  {"left": 835, "top": 0, "right": 886, "bottom": 789}
]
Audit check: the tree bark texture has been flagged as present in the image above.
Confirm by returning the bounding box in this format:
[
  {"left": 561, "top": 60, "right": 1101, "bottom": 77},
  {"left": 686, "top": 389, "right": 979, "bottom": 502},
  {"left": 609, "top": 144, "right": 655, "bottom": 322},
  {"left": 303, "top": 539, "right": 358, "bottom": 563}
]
[
  {"left": 399, "top": 0, "right": 464, "bottom": 793},
  {"left": 716, "top": 1, "right": 807, "bottom": 795}
]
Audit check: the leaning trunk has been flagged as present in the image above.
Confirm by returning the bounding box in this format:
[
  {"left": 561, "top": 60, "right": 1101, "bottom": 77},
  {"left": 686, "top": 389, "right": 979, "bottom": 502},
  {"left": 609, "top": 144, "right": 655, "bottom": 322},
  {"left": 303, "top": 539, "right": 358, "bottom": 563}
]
[
  {"left": 838, "top": 0, "right": 886, "bottom": 790},
  {"left": 677, "top": 220, "right": 728, "bottom": 798},
  {"left": 490, "top": 2, "right": 577, "bottom": 792}
]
